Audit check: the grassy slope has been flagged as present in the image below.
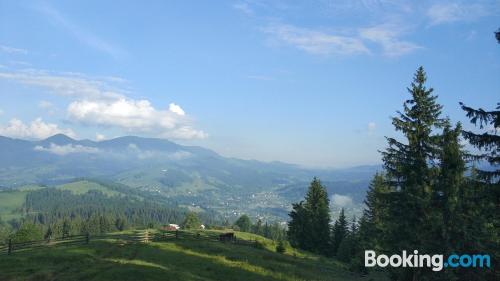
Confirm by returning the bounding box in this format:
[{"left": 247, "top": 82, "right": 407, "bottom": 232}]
[
  {"left": 0, "top": 230, "right": 386, "bottom": 281},
  {"left": 0, "top": 184, "right": 45, "bottom": 221},
  {"left": 56, "top": 180, "right": 120, "bottom": 196},
  {"left": 0, "top": 190, "right": 26, "bottom": 221}
]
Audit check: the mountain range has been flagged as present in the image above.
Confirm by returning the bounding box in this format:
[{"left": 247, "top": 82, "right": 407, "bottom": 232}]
[{"left": 0, "top": 134, "right": 380, "bottom": 220}]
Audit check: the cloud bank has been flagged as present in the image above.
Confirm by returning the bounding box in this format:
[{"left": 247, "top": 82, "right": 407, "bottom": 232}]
[
  {"left": 0, "top": 118, "right": 76, "bottom": 140},
  {"left": 0, "top": 70, "right": 207, "bottom": 140},
  {"left": 34, "top": 143, "right": 100, "bottom": 155}
]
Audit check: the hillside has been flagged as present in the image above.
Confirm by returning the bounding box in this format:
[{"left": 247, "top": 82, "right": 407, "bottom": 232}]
[
  {"left": 0, "top": 180, "right": 205, "bottom": 228},
  {"left": 0, "top": 230, "right": 386, "bottom": 281},
  {"left": 0, "top": 134, "right": 380, "bottom": 220}
]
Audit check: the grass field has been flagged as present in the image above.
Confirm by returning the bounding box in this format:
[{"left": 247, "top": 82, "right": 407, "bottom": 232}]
[
  {"left": 56, "top": 180, "right": 121, "bottom": 196},
  {"left": 0, "top": 230, "right": 387, "bottom": 281},
  {"left": 0, "top": 190, "right": 28, "bottom": 221}
]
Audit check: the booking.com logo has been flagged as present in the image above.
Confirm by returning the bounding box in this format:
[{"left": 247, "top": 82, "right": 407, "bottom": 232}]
[{"left": 365, "top": 250, "right": 491, "bottom": 272}]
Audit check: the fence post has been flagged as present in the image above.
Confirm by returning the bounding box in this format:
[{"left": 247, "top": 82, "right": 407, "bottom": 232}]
[
  {"left": 86, "top": 233, "right": 90, "bottom": 244},
  {"left": 7, "top": 239, "right": 12, "bottom": 255},
  {"left": 175, "top": 230, "right": 179, "bottom": 239}
]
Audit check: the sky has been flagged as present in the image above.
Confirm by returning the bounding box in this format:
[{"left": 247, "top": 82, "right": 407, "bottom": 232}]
[{"left": 0, "top": 0, "right": 499, "bottom": 168}]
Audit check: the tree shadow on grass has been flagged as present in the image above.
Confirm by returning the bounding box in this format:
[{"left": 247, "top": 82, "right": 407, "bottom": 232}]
[
  {"left": 0, "top": 240, "right": 365, "bottom": 281},
  {"left": 146, "top": 239, "right": 362, "bottom": 281},
  {"left": 92, "top": 240, "right": 291, "bottom": 281}
]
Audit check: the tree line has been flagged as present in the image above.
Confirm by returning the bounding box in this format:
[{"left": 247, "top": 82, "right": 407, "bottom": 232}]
[{"left": 232, "top": 214, "right": 287, "bottom": 241}]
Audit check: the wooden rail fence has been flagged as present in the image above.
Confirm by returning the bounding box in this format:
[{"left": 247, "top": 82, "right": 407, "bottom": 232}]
[{"left": 0, "top": 230, "right": 260, "bottom": 255}]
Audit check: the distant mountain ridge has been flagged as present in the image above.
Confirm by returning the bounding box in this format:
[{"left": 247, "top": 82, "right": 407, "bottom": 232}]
[{"left": 0, "top": 134, "right": 381, "bottom": 220}]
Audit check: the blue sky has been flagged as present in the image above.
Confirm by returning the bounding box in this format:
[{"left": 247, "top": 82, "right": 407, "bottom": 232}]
[{"left": 0, "top": 0, "right": 499, "bottom": 168}]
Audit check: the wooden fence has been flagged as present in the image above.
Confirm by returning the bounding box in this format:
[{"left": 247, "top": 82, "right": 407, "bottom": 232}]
[
  {"left": 0, "top": 234, "right": 89, "bottom": 255},
  {"left": 0, "top": 230, "right": 260, "bottom": 255},
  {"left": 154, "top": 230, "right": 260, "bottom": 247}
]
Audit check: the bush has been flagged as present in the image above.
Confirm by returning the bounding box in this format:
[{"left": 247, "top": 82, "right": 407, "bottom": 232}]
[{"left": 276, "top": 240, "right": 286, "bottom": 254}]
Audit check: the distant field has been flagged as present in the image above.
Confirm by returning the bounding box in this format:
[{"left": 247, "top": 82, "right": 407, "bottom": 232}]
[
  {"left": 0, "top": 229, "right": 387, "bottom": 281},
  {"left": 0, "top": 190, "right": 28, "bottom": 221},
  {"left": 56, "top": 180, "right": 121, "bottom": 196}
]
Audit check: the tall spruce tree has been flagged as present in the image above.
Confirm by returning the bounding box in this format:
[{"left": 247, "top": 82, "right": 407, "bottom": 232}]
[
  {"left": 380, "top": 66, "right": 446, "bottom": 281},
  {"left": 304, "top": 178, "right": 331, "bottom": 255},
  {"left": 288, "top": 178, "right": 330, "bottom": 255}
]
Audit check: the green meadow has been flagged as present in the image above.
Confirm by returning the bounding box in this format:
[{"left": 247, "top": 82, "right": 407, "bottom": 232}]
[{"left": 0, "top": 230, "right": 386, "bottom": 281}]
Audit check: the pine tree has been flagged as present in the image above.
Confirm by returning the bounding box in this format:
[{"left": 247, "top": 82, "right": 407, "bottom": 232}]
[
  {"left": 380, "top": 67, "right": 446, "bottom": 280},
  {"left": 361, "top": 173, "right": 390, "bottom": 252},
  {"left": 331, "top": 208, "right": 348, "bottom": 255},
  {"left": 459, "top": 102, "right": 500, "bottom": 182},
  {"left": 44, "top": 225, "right": 53, "bottom": 240},
  {"left": 287, "top": 201, "right": 310, "bottom": 250},
  {"left": 253, "top": 219, "right": 263, "bottom": 235},
  {"left": 62, "top": 219, "right": 70, "bottom": 238},
  {"left": 304, "top": 178, "right": 331, "bottom": 255},
  {"left": 182, "top": 212, "right": 202, "bottom": 230}
]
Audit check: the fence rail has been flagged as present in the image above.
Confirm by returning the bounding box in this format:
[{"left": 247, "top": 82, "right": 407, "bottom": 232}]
[
  {"left": 1, "top": 234, "right": 89, "bottom": 255},
  {"left": 2, "top": 230, "right": 260, "bottom": 255}
]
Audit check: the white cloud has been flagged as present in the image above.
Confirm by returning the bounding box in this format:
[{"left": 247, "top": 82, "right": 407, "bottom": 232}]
[
  {"left": 264, "top": 24, "right": 370, "bottom": 56},
  {"left": 359, "top": 25, "right": 422, "bottom": 57},
  {"left": 0, "top": 70, "right": 122, "bottom": 100},
  {"left": 427, "top": 3, "right": 487, "bottom": 26},
  {"left": 95, "top": 133, "right": 106, "bottom": 141},
  {"left": 164, "top": 126, "right": 208, "bottom": 140},
  {"left": 0, "top": 118, "right": 76, "bottom": 140},
  {"left": 34, "top": 143, "right": 99, "bottom": 155},
  {"left": 265, "top": 23, "right": 421, "bottom": 57},
  {"left": 233, "top": 2, "right": 254, "bottom": 15},
  {"left": 169, "top": 103, "right": 185, "bottom": 116},
  {"left": 127, "top": 143, "right": 192, "bottom": 160},
  {"left": 0, "top": 45, "right": 28, "bottom": 55},
  {"left": 67, "top": 98, "right": 206, "bottom": 139},
  {"left": 332, "top": 194, "right": 353, "bottom": 207}
]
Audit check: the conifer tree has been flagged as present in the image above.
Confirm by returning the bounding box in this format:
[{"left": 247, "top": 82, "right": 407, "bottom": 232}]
[
  {"left": 331, "top": 208, "right": 348, "bottom": 255},
  {"left": 380, "top": 66, "right": 446, "bottom": 280},
  {"left": 182, "top": 212, "right": 202, "bottom": 230},
  {"left": 253, "top": 219, "right": 263, "bottom": 235},
  {"left": 304, "top": 178, "right": 331, "bottom": 255},
  {"left": 361, "top": 173, "right": 390, "bottom": 252},
  {"left": 287, "top": 201, "right": 310, "bottom": 250},
  {"left": 459, "top": 102, "right": 499, "bottom": 182}
]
